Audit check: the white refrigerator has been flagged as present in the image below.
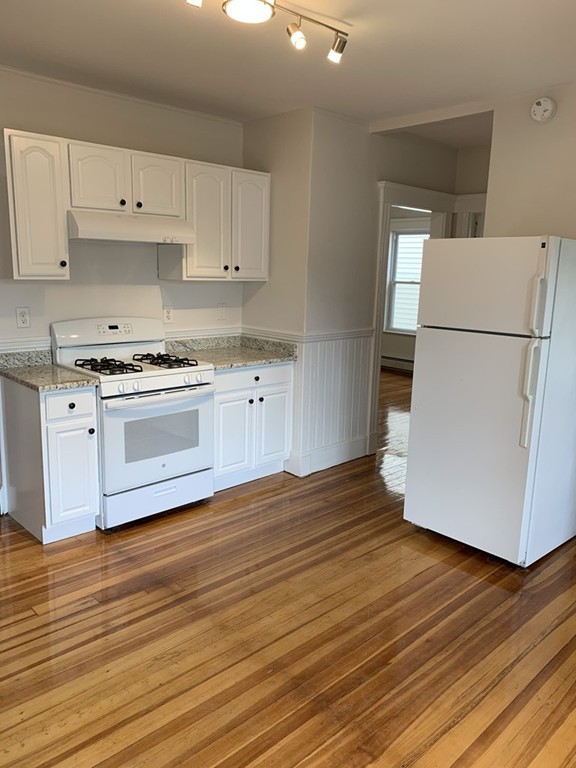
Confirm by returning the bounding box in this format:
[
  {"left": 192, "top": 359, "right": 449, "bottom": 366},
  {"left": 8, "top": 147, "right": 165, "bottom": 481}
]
[{"left": 403, "top": 235, "right": 576, "bottom": 566}]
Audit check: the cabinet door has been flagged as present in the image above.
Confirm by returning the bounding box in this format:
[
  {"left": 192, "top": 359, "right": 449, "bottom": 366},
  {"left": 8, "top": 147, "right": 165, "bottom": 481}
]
[
  {"left": 256, "top": 386, "right": 291, "bottom": 465},
  {"left": 8, "top": 135, "right": 69, "bottom": 279},
  {"left": 69, "top": 144, "right": 130, "bottom": 211},
  {"left": 46, "top": 417, "right": 99, "bottom": 525},
  {"left": 185, "top": 162, "right": 232, "bottom": 278},
  {"left": 214, "top": 391, "right": 254, "bottom": 476},
  {"left": 231, "top": 170, "right": 270, "bottom": 280},
  {"left": 132, "top": 154, "right": 184, "bottom": 217}
]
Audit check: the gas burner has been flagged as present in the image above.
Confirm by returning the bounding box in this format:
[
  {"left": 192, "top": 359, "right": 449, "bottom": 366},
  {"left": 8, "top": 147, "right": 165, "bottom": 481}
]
[
  {"left": 133, "top": 353, "right": 199, "bottom": 369},
  {"left": 75, "top": 357, "right": 144, "bottom": 376}
]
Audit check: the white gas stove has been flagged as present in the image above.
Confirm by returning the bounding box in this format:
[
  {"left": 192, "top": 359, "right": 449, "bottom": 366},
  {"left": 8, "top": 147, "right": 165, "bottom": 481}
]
[{"left": 51, "top": 317, "right": 215, "bottom": 530}]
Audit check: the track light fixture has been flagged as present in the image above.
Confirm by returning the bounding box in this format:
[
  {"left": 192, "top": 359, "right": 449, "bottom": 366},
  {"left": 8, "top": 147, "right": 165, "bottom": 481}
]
[
  {"left": 327, "top": 32, "right": 347, "bottom": 64},
  {"left": 222, "top": 0, "right": 275, "bottom": 24},
  {"left": 286, "top": 19, "right": 306, "bottom": 50},
  {"left": 186, "top": 1, "right": 349, "bottom": 62}
]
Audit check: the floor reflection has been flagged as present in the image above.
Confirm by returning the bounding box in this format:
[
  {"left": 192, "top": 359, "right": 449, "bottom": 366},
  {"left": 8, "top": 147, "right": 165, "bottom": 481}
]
[{"left": 376, "top": 370, "right": 412, "bottom": 496}]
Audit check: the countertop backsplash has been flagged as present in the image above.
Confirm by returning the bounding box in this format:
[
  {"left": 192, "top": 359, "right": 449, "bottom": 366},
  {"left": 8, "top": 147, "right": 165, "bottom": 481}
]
[{"left": 0, "top": 350, "right": 53, "bottom": 368}]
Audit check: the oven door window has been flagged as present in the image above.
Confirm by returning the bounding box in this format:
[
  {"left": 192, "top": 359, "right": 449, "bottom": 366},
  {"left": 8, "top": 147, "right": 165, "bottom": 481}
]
[{"left": 125, "top": 410, "right": 199, "bottom": 463}]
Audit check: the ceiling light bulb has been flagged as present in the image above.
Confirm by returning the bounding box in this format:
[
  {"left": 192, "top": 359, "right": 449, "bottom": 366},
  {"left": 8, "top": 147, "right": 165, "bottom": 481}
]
[
  {"left": 186, "top": 0, "right": 203, "bottom": 6},
  {"left": 327, "top": 33, "right": 347, "bottom": 63},
  {"left": 286, "top": 22, "right": 306, "bottom": 50},
  {"left": 222, "top": 0, "right": 275, "bottom": 24}
]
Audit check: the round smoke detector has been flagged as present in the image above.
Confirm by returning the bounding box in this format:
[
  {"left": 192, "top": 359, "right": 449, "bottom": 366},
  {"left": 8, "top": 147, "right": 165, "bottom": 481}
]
[{"left": 530, "top": 97, "right": 557, "bottom": 122}]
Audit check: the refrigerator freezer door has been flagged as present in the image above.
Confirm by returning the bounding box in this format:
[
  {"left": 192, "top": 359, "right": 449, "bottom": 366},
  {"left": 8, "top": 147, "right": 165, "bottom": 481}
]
[
  {"left": 404, "top": 327, "right": 549, "bottom": 565},
  {"left": 418, "top": 236, "right": 559, "bottom": 337}
]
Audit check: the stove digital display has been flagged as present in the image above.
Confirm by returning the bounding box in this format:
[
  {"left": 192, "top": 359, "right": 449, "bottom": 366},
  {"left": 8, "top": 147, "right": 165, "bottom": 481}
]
[{"left": 109, "top": 324, "right": 119, "bottom": 330}]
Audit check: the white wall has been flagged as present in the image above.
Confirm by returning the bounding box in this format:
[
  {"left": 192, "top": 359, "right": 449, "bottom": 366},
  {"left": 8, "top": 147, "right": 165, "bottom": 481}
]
[
  {"left": 0, "top": 67, "right": 245, "bottom": 347},
  {"left": 484, "top": 82, "right": 576, "bottom": 237}
]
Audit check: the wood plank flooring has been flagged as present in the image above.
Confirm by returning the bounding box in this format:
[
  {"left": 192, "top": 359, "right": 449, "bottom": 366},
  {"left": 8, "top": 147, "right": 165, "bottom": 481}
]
[{"left": 3, "top": 370, "right": 576, "bottom": 767}]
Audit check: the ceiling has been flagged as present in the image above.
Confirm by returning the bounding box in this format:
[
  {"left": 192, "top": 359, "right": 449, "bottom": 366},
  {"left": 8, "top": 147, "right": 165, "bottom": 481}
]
[{"left": 2, "top": 0, "right": 575, "bottom": 147}]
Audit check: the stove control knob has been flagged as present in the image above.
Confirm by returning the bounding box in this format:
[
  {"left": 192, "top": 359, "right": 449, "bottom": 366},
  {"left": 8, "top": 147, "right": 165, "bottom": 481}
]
[
  {"left": 118, "top": 382, "right": 125, "bottom": 394},
  {"left": 184, "top": 374, "right": 191, "bottom": 385},
  {"left": 196, "top": 373, "right": 203, "bottom": 383},
  {"left": 133, "top": 381, "right": 141, "bottom": 392}
]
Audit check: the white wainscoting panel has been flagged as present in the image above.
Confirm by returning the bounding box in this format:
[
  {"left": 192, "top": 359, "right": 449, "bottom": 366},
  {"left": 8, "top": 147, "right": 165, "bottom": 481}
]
[{"left": 286, "top": 332, "right": 374, "bottom": 477}]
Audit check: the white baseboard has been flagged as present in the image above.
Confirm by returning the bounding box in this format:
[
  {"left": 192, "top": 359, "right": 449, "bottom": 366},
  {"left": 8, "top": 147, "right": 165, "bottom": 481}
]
[{"left": 285, "top": 438, "right": 369, "bottom": 478}]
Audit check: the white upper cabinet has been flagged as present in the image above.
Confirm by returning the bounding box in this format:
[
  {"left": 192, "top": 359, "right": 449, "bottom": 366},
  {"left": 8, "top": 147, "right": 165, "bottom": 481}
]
[
  {"left": 185, "top": 162, "right": 232, "bottom": 278},
  {"left": 69, "top": 143, "right": 184, "bottom": 217},
  {"left": 132, "top": 154, "right": 184, "bottom": 217},
  {"left": 69, "top": 144, "right": 130, "bottom": 211},
  {"left": 158, "top": 164, "right": 270, "bottom": 281},
  {"left": 232, "top": 170, "right": 270, "bottom": 280},
  {"left": 6, "top": 133, "right": 70, "bottom": 280}
]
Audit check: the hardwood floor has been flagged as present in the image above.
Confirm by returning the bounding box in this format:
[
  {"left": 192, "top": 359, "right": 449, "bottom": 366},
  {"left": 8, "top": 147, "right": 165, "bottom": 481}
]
[{"left": 2, "top": 370, "right": 576, "bottom": 767}]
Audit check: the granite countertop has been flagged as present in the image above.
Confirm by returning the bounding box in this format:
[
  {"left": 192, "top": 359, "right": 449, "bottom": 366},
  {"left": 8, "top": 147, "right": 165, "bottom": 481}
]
[
  {"left": 0, "top": 336, "right": 296, "bottom": 392},
  {"left": 0, "top": 364, "right": 96, "bottom": 393},
  {"left": 167, "top": 337, "right": 296, "bottom": 371}
]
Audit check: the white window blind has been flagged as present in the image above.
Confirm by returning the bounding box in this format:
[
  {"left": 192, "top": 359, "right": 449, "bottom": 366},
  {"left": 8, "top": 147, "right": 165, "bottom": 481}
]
[{"left": 387, "top": 232, "right": 429, "bottom": 333}]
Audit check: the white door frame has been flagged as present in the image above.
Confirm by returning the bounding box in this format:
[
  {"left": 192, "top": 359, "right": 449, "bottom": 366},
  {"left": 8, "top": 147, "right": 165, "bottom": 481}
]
[{"left": 367, "top": 182, "right": 456, "bottom": 453}]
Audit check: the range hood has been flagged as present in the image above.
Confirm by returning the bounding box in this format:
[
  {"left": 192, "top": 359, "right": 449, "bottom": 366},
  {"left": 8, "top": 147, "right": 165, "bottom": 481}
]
[{"left": 67, "top": 210, "right": 196, "bottom": 244}]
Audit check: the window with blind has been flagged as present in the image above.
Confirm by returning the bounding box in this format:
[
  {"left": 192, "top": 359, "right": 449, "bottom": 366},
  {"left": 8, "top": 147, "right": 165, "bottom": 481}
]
[{"left": 386, "top": 231, "right": 429, "bottom": 333}]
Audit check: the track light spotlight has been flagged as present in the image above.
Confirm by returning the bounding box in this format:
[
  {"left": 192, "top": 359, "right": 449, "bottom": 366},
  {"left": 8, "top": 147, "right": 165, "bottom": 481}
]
[
  {"left": 327, "top": 32, "right": 347, "bottom": 63},
  {"left": 222, "top": 0, "right": 275, "bottom": 23},
  {"left": 186, "top": 0, "right": 203, "bottom": 6},
  {"left": 286, "top": 21, "right": 306, "bottom": 50}
]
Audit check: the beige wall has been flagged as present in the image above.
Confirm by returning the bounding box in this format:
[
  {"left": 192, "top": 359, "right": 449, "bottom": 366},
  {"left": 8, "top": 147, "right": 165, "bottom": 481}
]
[
  {"left": 0, "top": 67, "right": 244, "bottom": 345},
  {"left": 373, "top": 132, "right": 458, "bottom": 194},
  {"left": 242, "top": 109, "right": 313, "bottom": 337},
  {"left": 305, "top": 110, "right": 380, "bottom": 335},
  {"left": 455, "top": 146, "right": 491, "bottom": 195},
  {"left": 485, "top": 82, "right": 576, "bottom": 237}
]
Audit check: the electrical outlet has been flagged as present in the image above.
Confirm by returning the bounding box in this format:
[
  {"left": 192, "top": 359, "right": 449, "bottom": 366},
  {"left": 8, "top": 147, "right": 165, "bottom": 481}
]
[
  {"left": 16, "top": 307, "right": 30, "bottom": 329},
  {"left": 163, "top": 307, "right": 174, "bottom": 324},
  {"left": 217, "top": 303, "right": 228, "bottom": 321}
]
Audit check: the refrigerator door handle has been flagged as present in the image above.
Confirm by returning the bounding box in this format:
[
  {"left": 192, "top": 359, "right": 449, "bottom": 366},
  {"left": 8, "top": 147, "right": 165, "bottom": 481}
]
[
  {"left": 520, "top": 339, "right": 540, "bottom": 448},
  {"left": 530, "top": 274, "right": 546, "bottom": 336}
]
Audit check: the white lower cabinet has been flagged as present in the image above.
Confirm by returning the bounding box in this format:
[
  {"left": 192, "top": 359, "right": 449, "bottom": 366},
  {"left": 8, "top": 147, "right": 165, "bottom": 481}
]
[
  {"left": 214, "top": 364, "right": 292, "bottom": 491},
  {"left": 2, "top": 380, "right": 99, "bottom": 543}
]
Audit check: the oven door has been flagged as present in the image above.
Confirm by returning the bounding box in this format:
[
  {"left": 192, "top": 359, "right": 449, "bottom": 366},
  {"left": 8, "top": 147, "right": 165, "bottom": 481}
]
[{"left": 100, "top": 387, "right": 214, "bottom": 495}]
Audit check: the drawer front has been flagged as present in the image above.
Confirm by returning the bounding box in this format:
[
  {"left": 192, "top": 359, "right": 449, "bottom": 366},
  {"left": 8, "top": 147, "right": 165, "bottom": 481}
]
[
  {"left": 215, "top": 364, "right": 292, "bottom": 393},
  {"left": 45, "top": 390, "right": 95, "bottom": 420}
]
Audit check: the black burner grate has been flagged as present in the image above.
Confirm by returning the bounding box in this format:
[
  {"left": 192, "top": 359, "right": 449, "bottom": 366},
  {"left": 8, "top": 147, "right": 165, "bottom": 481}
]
[
  {"left": 133, "top": 353, "right": 199, "bottom": 369},
  {"left": 75, "top": 357, "right": 144, "bottom": 376}
]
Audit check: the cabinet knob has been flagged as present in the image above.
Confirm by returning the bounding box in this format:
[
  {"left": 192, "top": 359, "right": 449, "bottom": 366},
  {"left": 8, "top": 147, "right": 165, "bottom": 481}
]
[
  {"left": 249, "top": 398, "right": 254, "bottom": 405},
  {"left": 68, "top": 402, "right": 76, "bottom": 410},
  {"left": 119, "top": 199, "right": 127, "bottom": 206},
  {"left": 59, "top": 260, "right": 67, "bottom": 268},
  {"left": 136, "top": 201, "right": 143, "bottom": 209},
  {"left": 88, "top": 428, "right": 95, "bottom": 435},
  {"left": 234, "top": 266, "right": 240, "bottom": 272},
  {"left": 259, "top": 397, "right": 264, "bottom": 403},
  {"left": 223, "top": 265, "right": 229, "bottom": 271},
  {"left": 254, "top": 376, "right": 260, "bottom": 382}
]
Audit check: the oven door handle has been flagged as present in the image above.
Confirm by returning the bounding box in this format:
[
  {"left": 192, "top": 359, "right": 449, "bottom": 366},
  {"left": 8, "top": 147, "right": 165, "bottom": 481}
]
[{"left": 103, "top": 386, "right": 215, "bottom": 411}]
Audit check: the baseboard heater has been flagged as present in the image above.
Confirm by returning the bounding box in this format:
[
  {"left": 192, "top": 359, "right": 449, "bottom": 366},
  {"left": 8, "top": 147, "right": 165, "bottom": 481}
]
[{"left": 380, "top": 356, "right": 414, "bottom": 372}]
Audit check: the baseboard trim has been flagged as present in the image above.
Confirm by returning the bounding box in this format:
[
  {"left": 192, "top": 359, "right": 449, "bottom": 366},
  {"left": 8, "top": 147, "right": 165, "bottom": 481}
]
[{"left": 285, "top": 438, "right": 369, "bottom": 478}]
